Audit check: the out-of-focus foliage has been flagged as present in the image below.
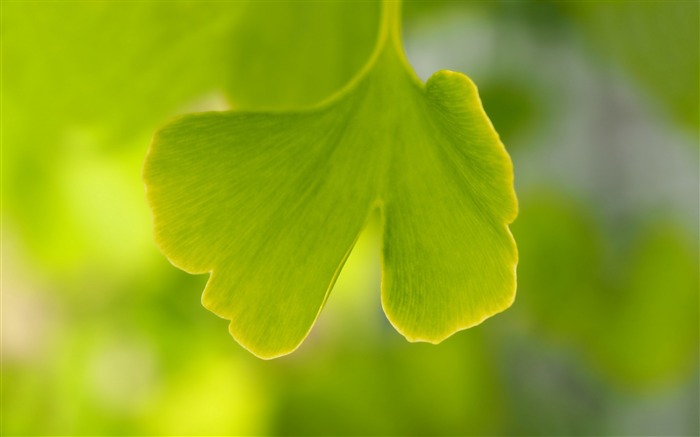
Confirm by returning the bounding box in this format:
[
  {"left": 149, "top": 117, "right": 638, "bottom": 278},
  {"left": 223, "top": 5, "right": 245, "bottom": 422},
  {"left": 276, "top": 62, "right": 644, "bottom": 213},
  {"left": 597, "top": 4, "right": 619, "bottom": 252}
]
[
  {"left": 226, "top": 1, "right": 378, "bottom": 109},
  {"left": 515, "top": 193, "right": 698, "bottom": 388},
  {"left": 567, "top": 1, "right": 700, "bottom": 133},
  {"left": 3, "top": 2, "right": 243, "bottom": 271},
  {"left": 3, "top": 0, "right": 698, "bottom": 435}
]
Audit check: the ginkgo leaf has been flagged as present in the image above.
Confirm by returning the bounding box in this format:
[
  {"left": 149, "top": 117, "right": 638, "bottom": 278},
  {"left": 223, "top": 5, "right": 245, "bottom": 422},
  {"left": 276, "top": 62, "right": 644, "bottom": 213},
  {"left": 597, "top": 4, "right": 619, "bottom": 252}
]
[{"left": 144, "top": 1, "right": 517, "bottom": 358}]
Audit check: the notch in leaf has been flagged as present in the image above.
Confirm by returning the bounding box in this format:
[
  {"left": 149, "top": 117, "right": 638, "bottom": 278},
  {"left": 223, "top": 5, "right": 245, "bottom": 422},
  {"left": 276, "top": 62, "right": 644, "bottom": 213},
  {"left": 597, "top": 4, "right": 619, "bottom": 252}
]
[{"left": 143, "top": 1, "right": 518, "bottom": 359}]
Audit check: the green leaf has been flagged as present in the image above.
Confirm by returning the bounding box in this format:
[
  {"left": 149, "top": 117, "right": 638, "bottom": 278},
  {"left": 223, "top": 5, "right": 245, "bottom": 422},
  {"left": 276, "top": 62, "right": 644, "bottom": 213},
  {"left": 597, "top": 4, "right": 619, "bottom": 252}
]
[{"left": 144, "top": 1, "right": 517, "bottom": 358}]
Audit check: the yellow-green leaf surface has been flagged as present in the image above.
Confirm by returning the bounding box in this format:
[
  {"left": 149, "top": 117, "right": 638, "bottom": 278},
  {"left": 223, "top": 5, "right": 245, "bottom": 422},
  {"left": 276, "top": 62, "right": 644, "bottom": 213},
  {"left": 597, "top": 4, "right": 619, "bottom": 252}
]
[{"left": 144, "top": 1, "right": 517, "bottom": 358}]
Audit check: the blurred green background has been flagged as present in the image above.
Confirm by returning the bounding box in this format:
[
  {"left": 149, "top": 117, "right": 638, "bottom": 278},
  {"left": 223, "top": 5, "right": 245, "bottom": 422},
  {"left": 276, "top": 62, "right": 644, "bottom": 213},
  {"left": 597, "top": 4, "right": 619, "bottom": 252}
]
[{"left": 2, "top": 1, "right": 698, "bottom": 435}]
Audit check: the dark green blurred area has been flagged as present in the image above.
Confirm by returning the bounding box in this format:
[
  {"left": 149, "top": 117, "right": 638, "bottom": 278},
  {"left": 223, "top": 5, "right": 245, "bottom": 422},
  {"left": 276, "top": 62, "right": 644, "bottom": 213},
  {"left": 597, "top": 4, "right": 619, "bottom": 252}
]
[{"left": 3, "top": 1, "right": 698, "bottom": 435}]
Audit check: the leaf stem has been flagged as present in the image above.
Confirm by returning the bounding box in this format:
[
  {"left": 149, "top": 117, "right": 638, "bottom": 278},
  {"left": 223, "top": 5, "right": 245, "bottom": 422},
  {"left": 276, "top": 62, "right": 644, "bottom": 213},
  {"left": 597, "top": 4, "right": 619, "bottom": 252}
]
[
  {"left": 376, "top": 0, "right": 422, "bottom": 87},
  {"left": 380, "top": 0, "right": 403, "bottom": 48}
]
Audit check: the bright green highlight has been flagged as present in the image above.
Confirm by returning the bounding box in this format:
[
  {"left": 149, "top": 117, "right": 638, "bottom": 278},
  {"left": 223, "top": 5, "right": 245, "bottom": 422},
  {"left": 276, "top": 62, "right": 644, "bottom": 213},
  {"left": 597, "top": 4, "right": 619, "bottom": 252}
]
[{"left": 143, "top": 0, "right": 517, "bottom": 358}]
